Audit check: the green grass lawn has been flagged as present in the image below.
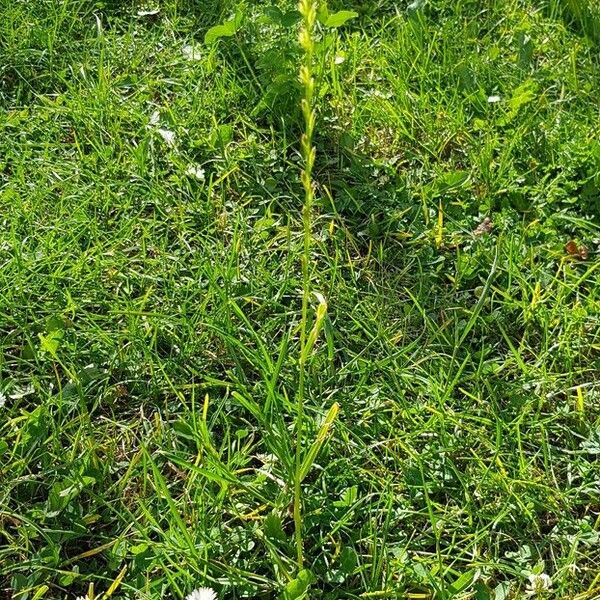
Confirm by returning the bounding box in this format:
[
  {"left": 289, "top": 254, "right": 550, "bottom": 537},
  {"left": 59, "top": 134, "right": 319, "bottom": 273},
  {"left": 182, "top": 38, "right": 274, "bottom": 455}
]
[{"left": 1, "top": 1, "right": 599, "bottom": 598}]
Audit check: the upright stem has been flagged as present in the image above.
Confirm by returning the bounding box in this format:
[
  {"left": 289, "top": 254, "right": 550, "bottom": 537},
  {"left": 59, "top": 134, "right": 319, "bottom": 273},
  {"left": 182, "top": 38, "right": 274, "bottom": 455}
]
[{"left": 294, "top": 0, "right": 317, "bottom": 570}]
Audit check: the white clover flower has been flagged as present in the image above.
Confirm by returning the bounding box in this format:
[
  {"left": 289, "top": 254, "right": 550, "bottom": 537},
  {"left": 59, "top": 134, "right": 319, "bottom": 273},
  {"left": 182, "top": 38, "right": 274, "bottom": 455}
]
[
  {"left": 185, "top": 164, "right": 206, "bottom": 181},
  {"left": 525, "top": 573, "right": 553, "bottom": 596},
  {"left": 149, "top": 110, "right": 161, "bottom": 127},
  {"left": 182, "top": 44, "right": 202, "bottom": 61},
  {"left": 186, "top": 588, "right": 217, "bottom": 600},
  {"left": 157, "top": 128, "right": 177, "bottom": 147}
]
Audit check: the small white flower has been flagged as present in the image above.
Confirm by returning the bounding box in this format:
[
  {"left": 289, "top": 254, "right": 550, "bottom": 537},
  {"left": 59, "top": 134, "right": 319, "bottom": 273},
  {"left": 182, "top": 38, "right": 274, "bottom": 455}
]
[
  {"left": 334, "top": 55, "right": 345, "bottom": 65},
  {"left": 149, "top": 110, "right": 161, "bottom": 126},
  {"left": 137, "top": 8, "right": 160, "bottom": 17},
  {"left": 186, "top": 588, "right": 217, "bottom": 600},
  {"left": 182, "top": 44, "right": 202, "bottom": 61},
  {"left": 185, "top": 164, "right": 206, "bottom": 181},
  {"left": 0, "top": 392, "right": 6, "bottom": 408},
  {"left": 487, "top": 95, "right": 501, "bottom": 103},
  {"left": 525, "top": 573, "right": 553, "bottom": 596},
  {"left": 157, "top": 128, "right": 177, "bottom": 147}
]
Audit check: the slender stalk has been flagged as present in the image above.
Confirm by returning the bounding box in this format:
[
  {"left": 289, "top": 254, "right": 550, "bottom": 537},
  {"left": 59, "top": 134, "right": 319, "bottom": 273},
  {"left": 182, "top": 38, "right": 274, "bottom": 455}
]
[{"left": 294, "top": 0, "right": 317, "bottom": 570}]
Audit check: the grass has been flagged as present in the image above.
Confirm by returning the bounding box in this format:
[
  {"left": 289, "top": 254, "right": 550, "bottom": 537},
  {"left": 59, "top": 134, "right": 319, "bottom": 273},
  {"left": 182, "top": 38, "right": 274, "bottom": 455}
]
[{"left": 1, "top": 0, "right": 599, "bottom": 598}]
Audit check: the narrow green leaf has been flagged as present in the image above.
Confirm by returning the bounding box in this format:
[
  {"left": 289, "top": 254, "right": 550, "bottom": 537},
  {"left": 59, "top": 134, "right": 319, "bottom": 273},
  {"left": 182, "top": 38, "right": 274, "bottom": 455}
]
[
  {"left": 299, "top": 402, "right": 339, "bottom": 482},
  {"left": 300, "top": 293, "right": 328, "bottom": 365},
  {"left": 30, "top": 585, "right": 49, "bottom": 600},
  {"left": 144, "top": 449, "right": 197, "bottom": 554},
  {"left": 448, "top": 570, "right": 476, "bottom": 595}
]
